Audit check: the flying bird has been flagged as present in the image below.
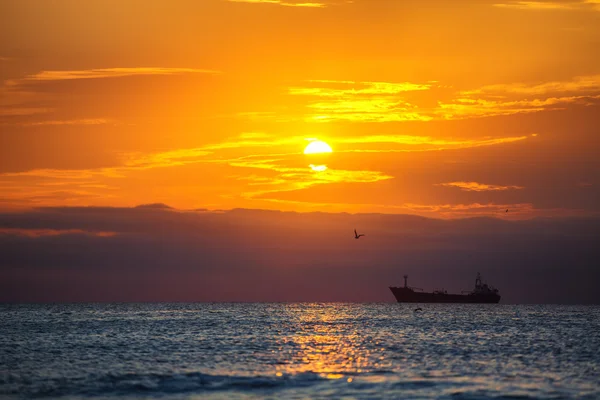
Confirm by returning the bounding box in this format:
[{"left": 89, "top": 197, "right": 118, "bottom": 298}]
[
  {"left": 354, "top": 229, "right": 365, "bottom": 239},
  {"left": 506, "top": 209, "right": 509, "bottom": 213}
]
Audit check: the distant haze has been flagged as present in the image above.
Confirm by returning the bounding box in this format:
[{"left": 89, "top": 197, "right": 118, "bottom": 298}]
[{"left": 1, "top": 206, "right": 598, "bottom": 304}]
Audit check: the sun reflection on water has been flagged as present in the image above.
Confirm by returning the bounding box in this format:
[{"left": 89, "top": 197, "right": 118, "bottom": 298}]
[
  {"left": 273, "top": 304, "right": 389, "bottom": 380},
  {"left": 309, "top": 164, "right": 328, "bottom": 172}
]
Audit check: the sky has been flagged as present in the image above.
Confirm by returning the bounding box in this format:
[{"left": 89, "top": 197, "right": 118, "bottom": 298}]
[{"left": 1, "top": 0, "right": 599, "bottom": 302}]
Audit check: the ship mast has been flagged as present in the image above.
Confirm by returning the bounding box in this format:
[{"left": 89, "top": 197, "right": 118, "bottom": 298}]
[{"left": 404, "top": 275, "right": 408, "bottom": 288}]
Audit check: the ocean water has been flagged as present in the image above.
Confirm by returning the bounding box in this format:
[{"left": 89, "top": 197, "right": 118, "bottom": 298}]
[{"left": 1, "top": 304, "right": 599, "bottom": 400}]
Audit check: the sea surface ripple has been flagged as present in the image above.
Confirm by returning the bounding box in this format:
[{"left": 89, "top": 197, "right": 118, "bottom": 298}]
[{"left": 1, "top": 303, "right": 599, "bottom": 399}]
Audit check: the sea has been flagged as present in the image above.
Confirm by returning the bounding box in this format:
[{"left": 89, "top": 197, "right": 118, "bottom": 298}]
[{"left": 1, "top": 304, "right": 599, "bottom": 400}]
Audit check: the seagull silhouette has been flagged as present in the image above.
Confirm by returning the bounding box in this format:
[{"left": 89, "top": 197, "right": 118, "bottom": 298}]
[
  {"left": 354, "top": 229, "right": 365, "bottom": 239},
  {"left": 506, "top": 209, "right": 509, "bottom": 213}
]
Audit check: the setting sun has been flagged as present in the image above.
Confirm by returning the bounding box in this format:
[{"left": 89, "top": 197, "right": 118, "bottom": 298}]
[{"left": 304, "top": 140, "right": 333, "bottom": 155}]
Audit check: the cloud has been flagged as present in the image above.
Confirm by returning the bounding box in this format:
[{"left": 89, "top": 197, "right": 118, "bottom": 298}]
[
  {"left": 493, "top": 0, "right": 600, "bottom": 11},
  {"left": 0, "top": 147, "right": 215, "bottom": 181},
  {"left": 289, "top": 80, "right": 434, "bottom": 122},
  {"left": 437, "top": 95, "right": 600, "bottom": 119},
  {"left": 0, "top": 130, "right": 534, "bottom": 209},
  {"left": 249, "top": 197, "right": 561, "bottom": 219},
  {"left": 332, "top": 134, "right": 531, "bottom": 152},
  {"left": 193, "top": 133, "right": 531, "bottom": 201},
  {"left": 437, "top": 182, "right": 525, "bottom": 192},
  {"left": 230, "top": 159, "right": 393, "bottom": 199},
  {"left": 289, "top": 81, "right": 433, "bottom": 97},
  {"left": 1, "top": 168, "right": 125, "bottom": 180},
  {"left": 306, "top": 99, "right": 432, "bottom": 122},
  {"left": 12, "top": 118, "right": 112, "bottom": 127},
  {"left": 284, "top": 75, "right": 600, "bottom": 122},
  {"left": 399, "top": 202, "right": 533, "bottom": 216},
  {"left": 0, "top": 228, "right": 116, "bottom": 238},
  {"left": 463, "top": 75, "right": 600, "bottom": 95},
  {"left": 226, "top": 0, "right": 326, "bottom": 7},
  {"left": 13, "top": 67, "right": 220, "bottom": 83},
  {"left": 436, "top": 75, "right": 600, "bottom": 119},
  {"left": 122, "top": 148, "right": 213, "bottom": 169},
  {"left": 494, "top": 1, "right": 578, "bottom": 10},
  {"left": 1, "top": 206, "right": 599, "bottom": 303},
  {"left": 134, "top": 203, "right": 174, "bottom": 210},
  {"left": 0, "top": 107, "right": 52, "bottom": 117},
  {"left": 0, "top": 66, "right": 219, "bottom": 127}
]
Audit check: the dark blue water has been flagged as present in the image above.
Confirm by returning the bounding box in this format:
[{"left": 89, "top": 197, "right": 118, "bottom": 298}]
[{"left": 1, "top": 304, "right": 599, "bottom": 399}]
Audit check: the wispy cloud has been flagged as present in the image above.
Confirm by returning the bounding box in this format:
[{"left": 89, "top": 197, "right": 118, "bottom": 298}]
[
  {"left": 0, "top": 67, "right": 220, "bottom": 127},
  {"left": 437, "top": 181, "right": 525, "bottom": 192},
  {"left": 16, "top": 118, "right": 112, "bottom": 127},
  {"left": 0, "top": 107, "right": 52, "bottom": 117},
  {"left": 306, "top": 100, "right": 432, "bottom": 122},
  {"left": 289, "top": 80, "right": 435, "bottom": 122},
  {"left": 437, "top": 95, "right": 600, "bottom": 119},
  {"left": 245, "top": 196, "right": 556, "bottom": 219},
  {"left": 439, "top": 75, "right": 600, "bottom": 119},
  {"left": 401, "top": 202, "right": 594, "bottom": 219},
  {"left": 1, "top": 131, "right": 532, "bottom": 181},
  {"left": 494, "top": 1, "right": 576, "bottom": 10},
  {"left": 0, "top": 130, "right": 534, "bottom": 209},
  {"left": 234, "top": 161, "right": 393, "bottom": 199},
  {"left": 122, "top": 148, "right": 213, "bottom": 169},
  {"left": 463, "top": 75, "right": 600, "bottom": 96},
  {"left": 0, "top": 169, "right": 126, "bottom": 180},
  {"left": 494, "top": 0, "right": 600, "bottom": 11},
  {"left": 0, "top": 186, "right": 116, "bottom": 207},
  {"left": 284, "top": 75, "right": 600, "bottom": 122},
  {"left": 13, "top": 67, "right": 220, "bottom": 83},
  {"left": 332, "top": 134, "right": 531, "bottom": 151},
  {"left": 399, "top": 202, "right": 536, "bottom": 218},
  {"left": 0, "top": 147, "right": 214, "bottom": 180},
  {"left": 0, "top": 228, "right": 117, "bottom": 238},
  {"left": 226, "top": 0, "right": 326, "bottom": 7},
  {"left": 289, "top": 80, "right": 433, "bottom": 96}
]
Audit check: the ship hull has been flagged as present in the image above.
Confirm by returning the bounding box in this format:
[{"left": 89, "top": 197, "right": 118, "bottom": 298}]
[{"left": 389, "top": 287, "right": 500, "bottom": 304}]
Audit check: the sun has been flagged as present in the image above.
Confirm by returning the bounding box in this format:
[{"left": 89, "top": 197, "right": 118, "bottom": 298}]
[{"left": 304, "top": 140, "right": 333, "bottom": 155}]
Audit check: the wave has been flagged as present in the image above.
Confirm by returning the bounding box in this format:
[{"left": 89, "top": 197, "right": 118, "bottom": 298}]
[{"left": 1, "top": 371, "right": 335, "bottom": 398}]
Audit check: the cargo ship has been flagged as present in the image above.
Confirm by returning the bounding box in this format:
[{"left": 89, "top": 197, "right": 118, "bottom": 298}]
[{"left": 389, "top": 273, "right": 501, "bottom": 303}]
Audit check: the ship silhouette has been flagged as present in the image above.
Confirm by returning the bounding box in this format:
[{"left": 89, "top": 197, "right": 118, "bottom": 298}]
[{"left": 389, "top": 273, "right": 501, "bottom": 303}]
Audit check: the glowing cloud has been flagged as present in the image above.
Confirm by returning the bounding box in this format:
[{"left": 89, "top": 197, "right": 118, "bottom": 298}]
[
  {"left": 285, "top": 75, "right": 600, "bottom": 122},
  {"left": 226, "top": 0, "right": 326, "bottom": 7},
  {"left": 332, "top": 134, "right": 532, "bottom": 152},
  {"left": 493, "top": 1, "right": 600, "bottom": 11},
  {"left": 437, "top": 182, "right": 525, "bottom": 192},
  {"left": 289, "top": 80, "right": 434, "bottom": 122}
]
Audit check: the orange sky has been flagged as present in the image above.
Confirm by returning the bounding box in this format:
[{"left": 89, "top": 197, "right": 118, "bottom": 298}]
[{"left": 1, "top": 0, "right": 599, "bottom": 218}]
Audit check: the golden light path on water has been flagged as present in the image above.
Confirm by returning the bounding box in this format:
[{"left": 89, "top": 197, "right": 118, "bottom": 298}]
[{"left": 273, "top": 304, "right": 390, "bottom": 382}]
